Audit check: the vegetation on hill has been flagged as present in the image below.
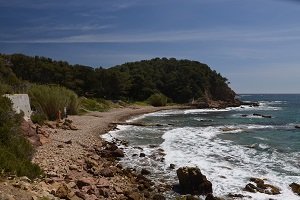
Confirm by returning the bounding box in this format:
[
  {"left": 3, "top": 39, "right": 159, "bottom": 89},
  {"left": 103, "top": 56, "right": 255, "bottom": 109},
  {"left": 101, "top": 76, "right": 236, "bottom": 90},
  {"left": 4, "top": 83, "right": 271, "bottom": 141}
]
[{"left": 0, "top": 54, "right": 236, "bottom": 104}]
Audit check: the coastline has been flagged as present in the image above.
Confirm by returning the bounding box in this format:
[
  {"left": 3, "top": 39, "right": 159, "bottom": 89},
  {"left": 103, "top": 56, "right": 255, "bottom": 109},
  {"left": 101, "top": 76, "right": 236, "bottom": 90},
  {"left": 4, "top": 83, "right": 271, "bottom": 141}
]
[{"left": 0, "top": 105, "right": 188, "bottom": 200}]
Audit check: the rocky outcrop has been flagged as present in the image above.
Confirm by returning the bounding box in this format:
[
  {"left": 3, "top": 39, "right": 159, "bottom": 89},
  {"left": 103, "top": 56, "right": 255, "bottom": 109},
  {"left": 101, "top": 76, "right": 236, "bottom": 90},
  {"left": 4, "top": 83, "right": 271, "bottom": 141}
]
[
  {"left": 244, "top": 177, "right": 280, "bottom": 195},
  {"left": 20, "top": 120, "right": 52, "bottom": 146},
  {"left": 95, "top": 142, "right": 125, "bottom": 158},
  {"left": 290, "top": 182, "right": 300, "bottom": 196},
  {"left": 176, "top": 166, "right": 212, "bottom": 195}
]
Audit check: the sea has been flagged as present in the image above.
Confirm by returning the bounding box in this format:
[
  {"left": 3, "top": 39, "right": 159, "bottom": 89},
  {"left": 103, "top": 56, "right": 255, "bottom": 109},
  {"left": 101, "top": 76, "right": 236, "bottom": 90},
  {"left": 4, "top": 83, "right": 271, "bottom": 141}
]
[{"left": 102, "top": 94, "right": 300, "bottom": 200}]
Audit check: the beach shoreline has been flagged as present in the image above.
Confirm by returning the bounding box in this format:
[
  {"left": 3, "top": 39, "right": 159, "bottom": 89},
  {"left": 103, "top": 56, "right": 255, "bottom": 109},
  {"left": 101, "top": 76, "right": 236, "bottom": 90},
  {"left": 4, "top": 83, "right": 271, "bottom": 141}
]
[{"left": 0, "top": 105, "right": 189, "bottom": 200}]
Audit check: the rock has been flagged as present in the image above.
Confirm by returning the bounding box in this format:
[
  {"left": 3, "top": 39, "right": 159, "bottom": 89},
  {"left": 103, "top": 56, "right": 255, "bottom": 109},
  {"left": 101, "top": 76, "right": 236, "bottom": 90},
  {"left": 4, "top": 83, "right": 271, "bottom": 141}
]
[
  {"left": 152, "top": 194, "right": 166, "bottom": 200},
  {"left": 205, "top": 193, "right": 222, "bottom": 200},
  {"left": 39, "top": 134, "right": 50, "bottom": 145},
  {"left": 69, "top": 124, "right": 78, "bottom": 130},
  {"left": 77, "top": 177, "right": 96, "bottom": 189},
  {"left": 244, "top": 178, "right": 281, "bottom": 195},
  {"left": 140, "top": 153, "right": 146, "bottom": 157},
  {"left": 97, "top": 148, "right": 124, "bottom": 158},
  {"left": 99, "top": 168, "right": 114, "bottom": 177},
  {"left": 262, "top": 115, "right": 272, "bottom": 118},
  {"left": 141, "top": 168, "right": 151, "bottom": 175},
  {"left": 114, "top": 149, "right": 125, "bottom": 157},
  {"left": 295, "top": 125, "right": 300, "bottom": 129},
  {"left": 98, "top": 188, "right": 109, "bottom": 198},
  {"left": 45, "top": 121, "right": 56, "bottom": 129},
  {"left": 244, "top": 183, "right": 257, "bottom": 193},
  {"left": 169, "top": 164, "right": 176, "bottom": 169},
  {"left": 179, "top": 195, "right": 200, "bottom": 200},
  {"left": 221, "top": 127, "right": 239, "bottom": 132},
  {"left": 0, "top": 194, "right": 15, "bottom": 200},
  {"left": 264, "top": 184, "right": 280, "bottom": 195},
  {"left": 69, "top": 164, "right": 78, "bottom": 170},
  {"left": 19, "top": 176, "right": 31, "bottom": 183},
  {"left": 227, "top": 193, "right": 251, "bottom": 198},
  {"left": 97, "top": 178, "right": 110, "bottom": 187},
  {"left": 290, "top": 182, "right": 300, "bottom": 195},
  {"left": 114, "top": 186, "right": 123, "bottom": 194},
  {"left": 75, "top": 191, "right": 86, "bottom": 199},
  {"left": 176, "top": 166, "right": 213, "bottom": 195},
  {"left": 126, "top": 191, "right": 142, "bottom": 200},
  {"left": 65, "top": 139, "right": 72, "bottom": 144},
  {"left": 250, "top": 177, "right": 265, "bottom": 189},
  {"left": 55, "top": 183, "right": 71, "bottom": 199},
  {"left": 68, "top": 181, "right": 77, "bottom": 188}
]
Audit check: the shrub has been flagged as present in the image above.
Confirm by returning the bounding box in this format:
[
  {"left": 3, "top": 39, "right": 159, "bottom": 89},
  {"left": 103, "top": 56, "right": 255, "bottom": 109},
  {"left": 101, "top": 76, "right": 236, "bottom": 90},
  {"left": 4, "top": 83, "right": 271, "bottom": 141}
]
[
  {"left": 0, "top": 96, "right": 42, "bottom": 179},
  {"left": 147, "top": 93, "right": 168, "bottom": 107},
  {"left": 30, "top": 112, "right": 47, "bottom": 125},
  {"left": 79, "top": 97, "right": 112, "bottom": 112},
  {"left": 29, "top": 85, "right": 79, "bottom": 120},
  {"left": 0, "top": 82, "right": 12, "bottom": 95}
]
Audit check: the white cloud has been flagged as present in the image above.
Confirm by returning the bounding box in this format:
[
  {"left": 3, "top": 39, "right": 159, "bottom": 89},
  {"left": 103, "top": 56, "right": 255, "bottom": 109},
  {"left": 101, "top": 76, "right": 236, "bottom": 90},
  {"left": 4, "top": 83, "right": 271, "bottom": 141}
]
[{"left": 2, "top": 26, "right": 300, "bottom": 44}]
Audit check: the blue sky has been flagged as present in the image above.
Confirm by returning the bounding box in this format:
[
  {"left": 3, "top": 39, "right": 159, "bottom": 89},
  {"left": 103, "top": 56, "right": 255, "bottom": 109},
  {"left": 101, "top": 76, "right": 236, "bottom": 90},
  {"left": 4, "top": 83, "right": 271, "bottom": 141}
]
[{"left": 1, "top": 0, "right": 300, "bottom": 93}]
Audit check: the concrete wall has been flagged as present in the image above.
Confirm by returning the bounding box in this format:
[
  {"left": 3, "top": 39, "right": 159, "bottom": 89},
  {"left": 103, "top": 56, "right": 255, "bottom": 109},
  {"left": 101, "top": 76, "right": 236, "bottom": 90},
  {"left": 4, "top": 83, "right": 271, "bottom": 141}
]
[{"left": 4, "top": 94, "right": 32, "bottom": 120}]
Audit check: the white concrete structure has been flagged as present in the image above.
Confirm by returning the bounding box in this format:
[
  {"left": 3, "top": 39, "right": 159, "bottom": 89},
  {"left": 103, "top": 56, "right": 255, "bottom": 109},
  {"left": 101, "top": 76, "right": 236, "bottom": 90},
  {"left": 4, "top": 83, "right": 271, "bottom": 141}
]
[{"left": 4, "top": 94, "right": 32, "bottom": 120}]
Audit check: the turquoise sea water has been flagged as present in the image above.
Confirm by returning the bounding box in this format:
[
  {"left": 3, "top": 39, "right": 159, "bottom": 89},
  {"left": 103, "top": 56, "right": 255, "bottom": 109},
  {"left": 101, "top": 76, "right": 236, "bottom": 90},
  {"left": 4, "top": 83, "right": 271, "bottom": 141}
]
[{"left": 103, "top": 94, "right": 300, "bottom": 200}]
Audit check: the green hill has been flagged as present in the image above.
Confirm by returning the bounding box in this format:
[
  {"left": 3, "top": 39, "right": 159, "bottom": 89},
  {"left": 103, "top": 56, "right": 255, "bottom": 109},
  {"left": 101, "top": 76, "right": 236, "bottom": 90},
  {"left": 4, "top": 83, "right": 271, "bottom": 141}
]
[{"left": 0, "top": 54, "right": 238, "bottom": 105}]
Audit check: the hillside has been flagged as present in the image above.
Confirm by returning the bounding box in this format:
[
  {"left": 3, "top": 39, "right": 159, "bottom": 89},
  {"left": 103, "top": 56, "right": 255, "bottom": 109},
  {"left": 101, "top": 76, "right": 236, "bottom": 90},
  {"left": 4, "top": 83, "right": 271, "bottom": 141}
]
[{"left": 0, "top": 54, "right": 238, "bottom": 105}]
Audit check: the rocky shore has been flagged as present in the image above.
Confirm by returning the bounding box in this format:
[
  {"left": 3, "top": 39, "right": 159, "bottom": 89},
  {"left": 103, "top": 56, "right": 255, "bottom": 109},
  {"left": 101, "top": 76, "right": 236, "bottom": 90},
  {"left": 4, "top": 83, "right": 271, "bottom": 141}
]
[
  {"left": 0, "top": 105, "right": 186, "bottom": 200},
  {"left": 1, "top": 104, "right": 299, "bottom": 200}
]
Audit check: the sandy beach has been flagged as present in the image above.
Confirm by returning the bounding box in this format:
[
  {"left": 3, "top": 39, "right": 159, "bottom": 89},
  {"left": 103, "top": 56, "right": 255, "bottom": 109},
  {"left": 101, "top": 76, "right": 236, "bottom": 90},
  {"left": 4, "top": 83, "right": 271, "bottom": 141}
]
[{"left": 0, "top": 105, "right": 187, "bottom": 200}]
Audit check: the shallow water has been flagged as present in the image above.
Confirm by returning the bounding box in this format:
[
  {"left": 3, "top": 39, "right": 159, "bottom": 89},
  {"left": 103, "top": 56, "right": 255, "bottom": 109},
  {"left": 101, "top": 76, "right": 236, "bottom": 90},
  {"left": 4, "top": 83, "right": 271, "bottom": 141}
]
[{"left": 103, "top": 94, "right": 300, "bottom": 200}]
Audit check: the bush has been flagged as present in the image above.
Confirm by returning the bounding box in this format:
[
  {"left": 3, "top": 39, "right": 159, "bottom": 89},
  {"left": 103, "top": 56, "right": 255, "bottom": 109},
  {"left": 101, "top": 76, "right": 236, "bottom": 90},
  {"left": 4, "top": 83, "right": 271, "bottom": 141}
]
[
  {"left": 0, "top": 96, "right": 42, "bottom": 179},
  {"left": 29, "top": 85, "right": 79, "bottom": 120},
  {"left": 147, "top": 93, "right": 168, "bottom": 107},
  {"left": 79, "top": 97, "right": 112, "bottom": 112},
  {"left": 30, "top": 112, "right": 47, "bottom": 125},
  {"left": 0, "top": 82, "right": 12, "bottom": 95}
]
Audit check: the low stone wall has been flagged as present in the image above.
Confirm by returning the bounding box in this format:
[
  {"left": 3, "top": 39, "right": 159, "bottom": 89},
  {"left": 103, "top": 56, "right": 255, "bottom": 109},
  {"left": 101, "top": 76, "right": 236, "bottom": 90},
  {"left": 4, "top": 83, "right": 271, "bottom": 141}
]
[{"left": 4, "top": 94, "right": 32, "bottom": 120}]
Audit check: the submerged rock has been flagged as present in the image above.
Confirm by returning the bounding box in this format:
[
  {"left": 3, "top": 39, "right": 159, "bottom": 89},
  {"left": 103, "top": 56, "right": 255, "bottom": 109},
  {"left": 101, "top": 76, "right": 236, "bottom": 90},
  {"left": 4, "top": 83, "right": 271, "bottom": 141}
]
[{"left": 176, "top": 166, "right": 212, "bottom": 195}]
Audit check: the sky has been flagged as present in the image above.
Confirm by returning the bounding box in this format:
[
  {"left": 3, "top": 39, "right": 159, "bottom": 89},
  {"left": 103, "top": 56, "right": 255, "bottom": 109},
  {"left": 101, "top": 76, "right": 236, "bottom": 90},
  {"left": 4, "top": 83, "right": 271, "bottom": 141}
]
[{"left": 0, "top": 0, "right": 300, "bottom": 93}]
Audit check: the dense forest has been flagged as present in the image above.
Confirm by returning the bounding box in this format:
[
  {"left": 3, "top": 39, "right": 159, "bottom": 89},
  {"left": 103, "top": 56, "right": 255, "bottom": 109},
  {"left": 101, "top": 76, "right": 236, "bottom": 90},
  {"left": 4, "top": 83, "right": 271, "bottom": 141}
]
[{"left": 0, "top": 53, "right": 236, "bottom": 104}]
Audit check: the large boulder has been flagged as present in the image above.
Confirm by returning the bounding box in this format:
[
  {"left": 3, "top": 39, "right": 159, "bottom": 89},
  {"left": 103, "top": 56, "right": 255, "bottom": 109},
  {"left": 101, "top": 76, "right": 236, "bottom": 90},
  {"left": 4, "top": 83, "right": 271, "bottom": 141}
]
[{"left": 176, "top": 166, "right": 213, "bottom": 195}]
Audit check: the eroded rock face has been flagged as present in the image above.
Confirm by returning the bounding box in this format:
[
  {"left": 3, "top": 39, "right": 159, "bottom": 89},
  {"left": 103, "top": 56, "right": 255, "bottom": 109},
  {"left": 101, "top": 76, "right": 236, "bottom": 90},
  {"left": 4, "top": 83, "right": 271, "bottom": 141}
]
[{"left": 176, "top": 166, "right": 212, "bottom": 195}]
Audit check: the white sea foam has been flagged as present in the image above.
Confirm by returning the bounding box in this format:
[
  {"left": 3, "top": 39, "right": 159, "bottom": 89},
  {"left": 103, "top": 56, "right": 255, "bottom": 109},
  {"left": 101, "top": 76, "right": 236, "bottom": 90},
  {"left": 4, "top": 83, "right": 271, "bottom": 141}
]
[
  {"left": 102, "top": 102, "right": 299, "bottom": 200},
  {"left": 161, "top": 127, "right": 300, "bottom": 199},
  {"left": 184, "top": 108, "right": 229, "bottom": 114},
  {"left": 253, "top": 137, "right": 269, "bottom": 141},
  {"left": 144, "top": 109, "right": 185, "bottom": 117}
]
